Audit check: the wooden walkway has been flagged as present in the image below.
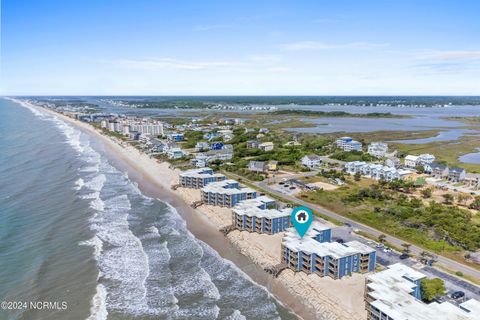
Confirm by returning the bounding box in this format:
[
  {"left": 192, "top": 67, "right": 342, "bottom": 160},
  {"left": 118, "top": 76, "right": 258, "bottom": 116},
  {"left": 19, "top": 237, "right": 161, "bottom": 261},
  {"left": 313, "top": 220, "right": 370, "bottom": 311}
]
[
  {"left": 219, "top": 225, "right": 236, "bottom": 235},
  {"left": 190, "top": 200, "right": 204, "bottom": 208},
  {"left": 264, "top": 263, "right": 288, "bottom": 278}
]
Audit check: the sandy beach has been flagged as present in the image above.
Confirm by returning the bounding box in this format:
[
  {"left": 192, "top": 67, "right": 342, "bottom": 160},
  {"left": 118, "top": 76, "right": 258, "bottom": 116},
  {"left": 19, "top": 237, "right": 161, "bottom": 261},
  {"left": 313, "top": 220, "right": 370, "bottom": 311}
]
[{"left": 26, "top": 101, "right": 366, "bottom": 320}]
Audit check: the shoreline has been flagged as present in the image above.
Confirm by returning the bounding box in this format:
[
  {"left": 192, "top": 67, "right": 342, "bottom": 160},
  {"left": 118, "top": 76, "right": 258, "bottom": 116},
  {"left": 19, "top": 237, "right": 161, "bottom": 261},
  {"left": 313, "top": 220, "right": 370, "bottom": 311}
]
[{"left": 19, "top": 99, "right": 365, "bottom": 320}]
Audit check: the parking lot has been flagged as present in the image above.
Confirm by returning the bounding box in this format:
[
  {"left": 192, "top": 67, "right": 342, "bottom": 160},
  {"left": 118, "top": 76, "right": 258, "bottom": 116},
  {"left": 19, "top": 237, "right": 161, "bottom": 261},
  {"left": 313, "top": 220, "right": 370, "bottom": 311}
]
[{"left": 331, "top": 225, "right": 480, "bottom": 302}]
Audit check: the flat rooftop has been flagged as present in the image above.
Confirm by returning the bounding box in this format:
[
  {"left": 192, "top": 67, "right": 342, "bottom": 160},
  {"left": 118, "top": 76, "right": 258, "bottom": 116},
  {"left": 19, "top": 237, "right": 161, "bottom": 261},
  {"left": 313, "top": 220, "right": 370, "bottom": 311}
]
[
  {"left": 180, "top": 167, "right": 225, "bottom": 179},
  {"left": 367, "top": 263, "right": 480, "bottom": 320},
  {"left": 201, "top": 179, "right": 255, "bottom": 195}
]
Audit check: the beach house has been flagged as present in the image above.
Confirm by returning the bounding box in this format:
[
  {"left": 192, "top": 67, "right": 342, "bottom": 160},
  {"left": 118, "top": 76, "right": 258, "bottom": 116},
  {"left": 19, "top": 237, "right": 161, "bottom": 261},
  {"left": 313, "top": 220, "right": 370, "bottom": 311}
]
[
  {"left": 465, "top": 173, "right": 480, "bottom": 190},
  {"left": 367, "top": 142, "right": 388, "bottom": 158},
  {"left": 179, "top": 168, "right": 226, "bottom": 189},
  {"left": 248, "top": 161, "right": 267, "bottom": 173},
  {"left": 336, "top": 137, "right": 362, "bottom": 152},
  {"left": 259, "top": 142, "right": 274, "bottom": 151},
  {"left": 167, "top": 133, "right": 184, "bottom": 142},
  {"left": 345, "top": 161, "right": 408, "bottom": 182},
  {"left": 232, "top": 197, "right": 292, "bottom": 234},
  {"left": 425, "top": 162, "right": 449, "bottom": 178},
  {"left": 246, "top": 140, "right": 260, "bottom": 149},
  {"left": 448, "top": 167, "right": 466, "bottom": 182},
  {"left": 365, "top": 263, "right": 480, "bottom": 320},
  {"left": 195, "top": 141, "right": 210, "bottom": 152},
  {"left": 167, "top": 148, "right": 185, "bottom": 159},
  {"left": 404, "top": 155, "right": 420, "bottom": 168},
  {"left": 201, "top": 179, "right": 257, "bottom": 207},
  {"left": 281, "top": 224, "right": 375, "bottom": 279},
  {"left": 300, "top": 155, "right": 322, "bottom": 169}
]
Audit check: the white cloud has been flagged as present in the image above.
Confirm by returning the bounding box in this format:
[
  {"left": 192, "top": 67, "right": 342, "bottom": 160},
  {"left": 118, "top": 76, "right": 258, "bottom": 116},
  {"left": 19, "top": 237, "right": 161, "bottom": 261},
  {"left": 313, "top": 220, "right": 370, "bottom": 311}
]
[{"left": 280, "top": 41, "right": 388, "bottom": 51}]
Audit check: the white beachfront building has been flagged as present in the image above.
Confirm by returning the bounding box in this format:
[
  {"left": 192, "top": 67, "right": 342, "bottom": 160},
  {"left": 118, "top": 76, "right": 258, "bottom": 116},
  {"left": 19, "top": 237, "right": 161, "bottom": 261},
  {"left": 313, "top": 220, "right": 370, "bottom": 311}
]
[
  {"left": 367, "top": 142, "right": 388, "bottom": 158},
  {"left": 345, "top": 161, "right": 411, "bottom": 181},
  {"left": 365, "top": 263, "right": 480, "bottom": 320}
]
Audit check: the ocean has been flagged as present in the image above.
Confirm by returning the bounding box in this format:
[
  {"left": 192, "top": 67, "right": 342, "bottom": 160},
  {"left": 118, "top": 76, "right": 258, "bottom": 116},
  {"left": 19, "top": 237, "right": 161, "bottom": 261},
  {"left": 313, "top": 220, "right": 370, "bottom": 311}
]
[{"left": 0, "top": 99, "right": 298, "bottom": 320}]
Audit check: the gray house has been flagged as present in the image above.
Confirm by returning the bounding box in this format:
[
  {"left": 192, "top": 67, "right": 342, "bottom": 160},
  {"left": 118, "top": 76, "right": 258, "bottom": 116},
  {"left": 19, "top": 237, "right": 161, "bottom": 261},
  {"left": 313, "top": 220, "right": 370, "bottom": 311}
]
[
  {"left": 248, "top": 161, "right": 267, "bottom": 173},
  {"left": 448, "top": 167, "right": 466, "bottom": 182},
  {"left": 427, "top": 162, "right": 449, "bottom": 178}
]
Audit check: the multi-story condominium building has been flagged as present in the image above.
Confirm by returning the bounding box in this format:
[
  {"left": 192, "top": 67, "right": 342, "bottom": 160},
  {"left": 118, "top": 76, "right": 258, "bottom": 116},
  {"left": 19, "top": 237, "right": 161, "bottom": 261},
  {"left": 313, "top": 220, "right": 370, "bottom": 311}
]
[
  {"left": 130, "top": 123, "right": 164, "bottom": 136},
  {"left": 345, "top": 161, "right": 411, "bottom": 181},
  {"left": 204, "top": 148, "right": 234, "bottom": 162},
  {"left": 179, "top": 168, "right": 226, "bottom": 189},
  {"left": 404, "top": 155, "right": 420, "bottom": 168},
  {"left": 232, "top": 196, "right": 292, "bottom": 234},
  {"left": 281, "top": 225, "right": 375, "bottom": 279},
  {"left": 336, "top": 137, "right": 363, "bottom": 152},
  {"left": 367, "top": 142, "right": 389, "bottom": 158},
  {"left": 201, "top": 179, "right": 257, "bottom": 208},
  {"left": 365, "top": 263, "right": 480, "bottom": 320},
  {"left": 300, "top": 155, "right": 322, "bottom": 168},
  {"left": 448, "top": 167, "right": 466, "bottom": 182}
]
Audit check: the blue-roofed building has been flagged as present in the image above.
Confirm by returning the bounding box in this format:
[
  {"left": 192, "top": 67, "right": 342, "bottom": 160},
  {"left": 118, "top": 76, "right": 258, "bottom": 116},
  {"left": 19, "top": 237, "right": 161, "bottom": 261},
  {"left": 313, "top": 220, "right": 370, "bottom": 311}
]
[
  {"left": 210, "top": 142, "right": 224, "bottom": 150},
  {"left": 167, "top": 133, "right": 184, "bottom": 142}
]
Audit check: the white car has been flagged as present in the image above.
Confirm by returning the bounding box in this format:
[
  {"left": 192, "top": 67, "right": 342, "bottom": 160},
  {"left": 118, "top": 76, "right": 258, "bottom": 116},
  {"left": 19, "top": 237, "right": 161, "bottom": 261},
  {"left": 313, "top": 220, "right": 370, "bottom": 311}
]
[{"left": 383, "top": 248, "right": 392, "bottom": 253}]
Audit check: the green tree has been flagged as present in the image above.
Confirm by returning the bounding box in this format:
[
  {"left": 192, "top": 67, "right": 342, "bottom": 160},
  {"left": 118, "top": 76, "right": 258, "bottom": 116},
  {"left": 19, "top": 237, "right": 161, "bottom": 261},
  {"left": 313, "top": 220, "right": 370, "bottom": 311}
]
[
  {"left": 415, "top": 164, "right": 425, "bottom": 173},
  {"left": 401, "top": 243, "right": 412, "bottom": 254},
  {"left": 421, "top": 188, "right": 432, "bottom": 199},
  {"left": 442, "top": 193, "right": 454, "bottom": 205},
  {"left": 420, "top": 278, "right": 446, "bottom": 302},
  {"left": 354, "top": 172, "right": 361, "bottom": 181},
  {"left": 378, "top": 234, "right": 386, "bottom": 244},
  {"left": 470, "top": 196, "right": 480, "bottom": 210}
]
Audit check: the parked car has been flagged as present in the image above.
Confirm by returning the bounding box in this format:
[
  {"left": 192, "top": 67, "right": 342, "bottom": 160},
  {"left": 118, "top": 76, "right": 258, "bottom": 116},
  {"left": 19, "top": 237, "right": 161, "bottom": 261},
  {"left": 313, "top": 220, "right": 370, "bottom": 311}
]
[
  {"left": 336, "top": 238, "right": 345, "bottom": 244},
  {"left": 376, "top": 243, "right": 384, "bottom": 249},
  {"left": 399, "top": 253, "right": 410, "bottom": 260},
  {"left": 383, "top": 247, "right": 392, "bottom": 253},
  {"left": 451, "top": 291, "right": 465, "bottom": 299}
]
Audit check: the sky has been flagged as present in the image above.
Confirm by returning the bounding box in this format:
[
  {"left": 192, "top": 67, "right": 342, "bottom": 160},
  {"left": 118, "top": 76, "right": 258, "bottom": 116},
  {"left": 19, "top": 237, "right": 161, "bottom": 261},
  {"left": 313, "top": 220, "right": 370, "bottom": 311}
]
[{"left": 1, "top": 0, "right": 480, "bottom": 95}]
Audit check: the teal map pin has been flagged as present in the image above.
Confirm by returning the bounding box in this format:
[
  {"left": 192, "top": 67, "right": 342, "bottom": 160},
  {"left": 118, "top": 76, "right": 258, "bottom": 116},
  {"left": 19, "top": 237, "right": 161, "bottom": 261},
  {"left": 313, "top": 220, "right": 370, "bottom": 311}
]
[{"left": 291, "top": 206, "right": 313, "bottom": 238}]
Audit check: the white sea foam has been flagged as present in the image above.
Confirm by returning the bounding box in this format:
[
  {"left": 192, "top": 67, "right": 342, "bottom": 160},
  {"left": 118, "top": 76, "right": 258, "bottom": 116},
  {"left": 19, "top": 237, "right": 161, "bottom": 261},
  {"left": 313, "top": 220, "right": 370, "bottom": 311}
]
[
  {"left": 79, "top": 236, "right": 104, "bottom": 258},
  {"left": 86, "top": 284, "right": 108, "bottom": 320},
  {"left": 84, "top": 174, "right": 106, "bottom": 192},
  {"left": 74, "top": 178, "right": 85, "bottom": 190}
]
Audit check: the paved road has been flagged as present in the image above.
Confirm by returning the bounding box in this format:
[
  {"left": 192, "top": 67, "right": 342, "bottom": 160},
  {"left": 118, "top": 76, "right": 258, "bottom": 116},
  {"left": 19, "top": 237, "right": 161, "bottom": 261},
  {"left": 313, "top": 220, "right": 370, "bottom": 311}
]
[{"left": 224, "top": 171, "right": 480, "bottom": 281}]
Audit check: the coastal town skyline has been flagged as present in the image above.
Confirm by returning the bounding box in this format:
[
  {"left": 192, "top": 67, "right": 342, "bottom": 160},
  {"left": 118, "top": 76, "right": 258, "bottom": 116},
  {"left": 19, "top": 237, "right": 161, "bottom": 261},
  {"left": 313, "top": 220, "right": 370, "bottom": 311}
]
[{"left": 2, "top": 0, "right": 480, "bottom": 96}]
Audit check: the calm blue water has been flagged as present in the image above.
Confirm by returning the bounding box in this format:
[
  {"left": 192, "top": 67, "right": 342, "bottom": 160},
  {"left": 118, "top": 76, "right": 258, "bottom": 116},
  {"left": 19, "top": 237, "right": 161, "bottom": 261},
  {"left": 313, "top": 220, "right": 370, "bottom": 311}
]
[{"left": 0, "top": 99, "right": 297, "bottom": 320}]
